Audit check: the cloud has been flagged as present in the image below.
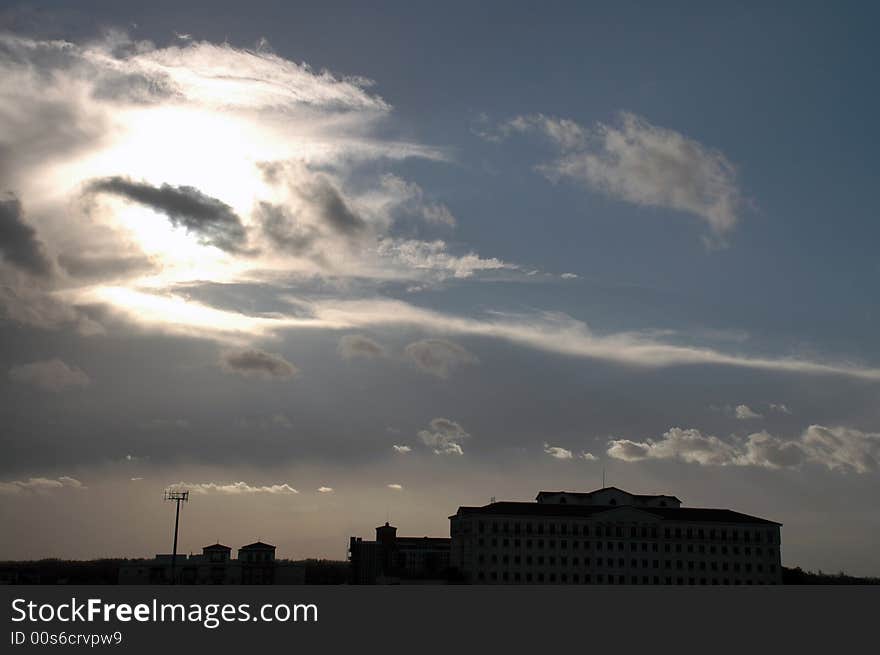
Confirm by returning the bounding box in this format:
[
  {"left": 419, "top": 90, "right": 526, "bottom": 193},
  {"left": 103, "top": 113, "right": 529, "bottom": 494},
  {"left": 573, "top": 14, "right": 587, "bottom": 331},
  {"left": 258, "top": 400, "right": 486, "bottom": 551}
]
[
  {"left": 317, "top": 486, "right": 334, "bottom": 493},
  {"left": 0, "top": 476, "right": 84, "bottom": 495},
  {"left": 8, "top": 358, "right": 90, "bottom": 391},
  {"left": 380, "top": 174, "right": 456, "bottom": 227},
  {"left": 392, "top": 444, "right": 412, "bottom": 454},
  {"left": 87, "top": 177, "right": 250, "bottom": 253},
  {"left": 386, "top": 483, "right": 403, "bottom": 490},
  {"left": 220, "top": 348, "right": 297, "bottom": 379},
  {"left": 376, "top": 239, "right": 515, "bottom": 280},
  {"left": 608, "top": 427, "right": 739, "bottom": 466},
  {"left": 800, "top": 425, "right": 880, "bottom": 474},
  {"left": 418, "top": 417, "right": 470, "bottom": 455},
  {"left": 173, "top": 481, "right": 299, "bottom": 494},
  {"left": 580, "top": 452, "right": 598, "bottom": 461},
  {"left": 2, "top": 31, "right": 496, "bottom": 332},
  {"left": 299, "top": 175, "right": 366, "bottom": 237},
  {"left": 0, "top": 193, "right": 52, "bottom": 276},
  {"left": 735, "top": 404, "right": 763, "bottom": 420},
  {"left": 294, "top": 298, "right": 880, "bottom": 382},
  {"left": 544, "top": 444, "right": 574, "bottom": 459},
  {"left": 769, "top": 403, "right": 793, "bottom": 415},
  {"left": 560, "top": 272, "right": 579, "bottom": 279},
  {"left": 57, "top": 251, "right": 158, "bottom": 279},
  {"left": 338, "top": 334, "right": 385, "bottom": 359},
  {"left": 499, "top": 112, "right": 742, "bottom": 244},
  {"left": 404, "top": 339, "right": 478, "bottom": 378},
  {"left": 606, "top": 424, "right": 880, "bottom": 474},
  {"left": 489, "top": 113, "right": 588, "bottom": 150}
]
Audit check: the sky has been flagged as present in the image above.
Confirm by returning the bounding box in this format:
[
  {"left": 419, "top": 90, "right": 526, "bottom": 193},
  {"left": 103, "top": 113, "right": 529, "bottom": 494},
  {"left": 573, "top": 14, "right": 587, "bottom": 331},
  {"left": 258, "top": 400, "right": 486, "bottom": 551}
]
[{"left": 0, "top": 1, "right": 878, "bottom": 575}]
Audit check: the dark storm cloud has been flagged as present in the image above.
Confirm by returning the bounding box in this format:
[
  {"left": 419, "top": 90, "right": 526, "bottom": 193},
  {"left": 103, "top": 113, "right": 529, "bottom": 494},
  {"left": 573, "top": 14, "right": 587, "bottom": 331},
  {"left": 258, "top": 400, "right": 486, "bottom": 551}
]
[
  {"left": 57, "top": 251, "right": 158, "bottom": 279},
  {"left": 0, "top": 193, "right": 52, "bottom": 276},
  {"left": 220, "top": 348, "right": 298, "bottom": 380},
  {"left": 256, "top": 202, "right": 322, "bottom": 256},
  {"left": 304, "top": 176, "right": 366, "bottom": 236},
  {"left": 87, "top": 177, "right": 249, "bottom": 253}
]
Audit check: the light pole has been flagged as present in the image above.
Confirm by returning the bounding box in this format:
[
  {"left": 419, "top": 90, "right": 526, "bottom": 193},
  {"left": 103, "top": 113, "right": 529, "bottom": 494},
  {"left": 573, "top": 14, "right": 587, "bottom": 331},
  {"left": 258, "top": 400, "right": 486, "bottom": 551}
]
[{"left": 164, "top": 490, "right": 189, "bottom": 585}]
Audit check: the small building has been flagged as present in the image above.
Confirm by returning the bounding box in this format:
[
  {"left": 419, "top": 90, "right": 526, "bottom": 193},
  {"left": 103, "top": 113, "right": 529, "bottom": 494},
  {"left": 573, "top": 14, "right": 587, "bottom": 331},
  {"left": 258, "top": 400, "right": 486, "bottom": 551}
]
[
  {"left": 238, "top": 541, "right": 277, "bottom": 584},
  {"left": 349, "top": 522, "right": 451, "bottom": 584},
  {"left": 118, "top": 540, "right": 304, "bottom": 585}
]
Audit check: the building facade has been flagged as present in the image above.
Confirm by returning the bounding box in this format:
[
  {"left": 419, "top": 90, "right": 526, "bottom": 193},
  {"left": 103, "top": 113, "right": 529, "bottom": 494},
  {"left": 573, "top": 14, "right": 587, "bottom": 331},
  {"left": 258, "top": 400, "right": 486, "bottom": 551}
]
[
  {"left": 349, "top": 522, "right": 451, "bottom": 584},
  {"left": 118, "top": 541, "right": 305, "bottom": 584},
  {"left": 450, "top": 487, "right": 782, "bottom": 585}
]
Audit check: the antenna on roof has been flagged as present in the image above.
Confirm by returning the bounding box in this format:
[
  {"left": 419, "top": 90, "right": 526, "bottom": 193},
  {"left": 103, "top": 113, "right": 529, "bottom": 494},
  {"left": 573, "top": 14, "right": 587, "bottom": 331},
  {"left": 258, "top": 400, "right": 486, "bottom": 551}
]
[
  {"left": 490, "top": 496, "right": 496, "bottom": 504},
  {"left": 602, "top": 468, "right": 606, "bottom": 488}
]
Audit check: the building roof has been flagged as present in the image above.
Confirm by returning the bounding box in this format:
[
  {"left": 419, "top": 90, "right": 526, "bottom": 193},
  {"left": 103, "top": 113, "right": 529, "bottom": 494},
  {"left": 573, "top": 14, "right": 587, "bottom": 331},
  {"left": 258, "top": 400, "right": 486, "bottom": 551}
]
[
  {"left": 203, "top": 543, "right": 231, "bottom": 550},
  {"left": 536, "top": 487, "right": 682, "bottom": 502},
  {"left": 452, "top": 502, "right": 780, "bottom": 525},
  {"left": 239, "top": 541, "right": 276, "bottom": 550},
  {"left": 396, "top": 537, "right": 451, "bottom": 545}
]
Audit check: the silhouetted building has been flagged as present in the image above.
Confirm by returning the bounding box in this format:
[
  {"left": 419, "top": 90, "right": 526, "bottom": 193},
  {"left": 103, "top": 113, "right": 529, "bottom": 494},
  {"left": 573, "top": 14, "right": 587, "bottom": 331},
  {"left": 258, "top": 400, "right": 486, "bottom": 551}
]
[
  {"left": 450, "top": 487, "right": 782, "bottom": 585},
  {"left": 349, "top": 522, "right": 451, "bottom": 584},
  {"left": 238, "top": 541, "right": 277, "bottom": 584},
  {"left": 118, "top": 541, "right": 304, "bottom": 584}
]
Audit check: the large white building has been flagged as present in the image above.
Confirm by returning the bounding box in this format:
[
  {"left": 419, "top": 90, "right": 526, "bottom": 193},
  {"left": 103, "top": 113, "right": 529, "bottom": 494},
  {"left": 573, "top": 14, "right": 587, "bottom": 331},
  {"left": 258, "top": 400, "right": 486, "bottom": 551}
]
[{"left": 450, "top": 487, "right": 782, "bottom": 585}]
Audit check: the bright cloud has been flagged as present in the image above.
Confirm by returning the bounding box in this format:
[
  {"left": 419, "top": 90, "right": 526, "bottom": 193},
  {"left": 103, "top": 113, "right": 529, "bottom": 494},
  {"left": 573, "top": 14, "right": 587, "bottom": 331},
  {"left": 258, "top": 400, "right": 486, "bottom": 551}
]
[
  {"left": 418, "top": 418, "right": 470, "bottom": 455},
  {"left": 735, "top": 404, "right": 763, "bottom": 420},
  {"left": 607, "top": 425, "right": 880, "bottom": 474},
  {"left": 173, "top": 481, "right": 299, "bottom": 494},
  {"left": 0, "top": 31, "right": 511, "bottom": 338},
  {"left": 543, "top": 444, "right": 574, "bottom": 459}
]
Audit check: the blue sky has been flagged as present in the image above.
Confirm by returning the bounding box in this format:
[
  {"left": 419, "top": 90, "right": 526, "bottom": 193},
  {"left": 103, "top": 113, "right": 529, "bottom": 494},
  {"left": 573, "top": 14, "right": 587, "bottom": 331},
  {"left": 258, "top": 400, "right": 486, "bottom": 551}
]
[{"left": 0, "top": 1, "right": 878, "bottom": 574}]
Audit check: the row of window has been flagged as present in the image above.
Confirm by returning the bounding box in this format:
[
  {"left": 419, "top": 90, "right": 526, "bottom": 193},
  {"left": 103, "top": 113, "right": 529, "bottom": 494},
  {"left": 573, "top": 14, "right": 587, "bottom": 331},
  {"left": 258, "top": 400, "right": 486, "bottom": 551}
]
[
  {"left": 475, "top": 553, "right": 776, "bottom": 574},
  {"left": 473, "top": 537, "right": 775, "bottom": 558},
  {"left": 471, "top": 521, "right": 776, "bottom": 543},
  {"left": 475, "top": 571, "right": 777, "bottom": 585}
]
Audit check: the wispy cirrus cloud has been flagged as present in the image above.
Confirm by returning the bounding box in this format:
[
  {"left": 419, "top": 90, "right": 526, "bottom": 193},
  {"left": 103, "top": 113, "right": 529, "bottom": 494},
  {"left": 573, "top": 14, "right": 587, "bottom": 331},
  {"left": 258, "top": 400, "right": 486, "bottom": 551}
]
[{"left": 486, "top": 111, "right": 743, "bottom": 246}]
